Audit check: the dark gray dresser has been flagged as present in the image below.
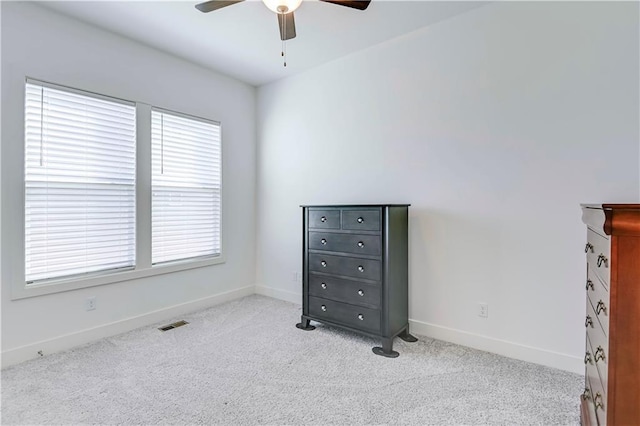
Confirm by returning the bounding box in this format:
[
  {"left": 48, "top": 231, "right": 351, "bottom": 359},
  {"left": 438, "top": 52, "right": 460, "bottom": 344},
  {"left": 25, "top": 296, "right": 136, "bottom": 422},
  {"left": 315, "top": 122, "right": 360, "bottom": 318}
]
[{"left": 296, "top": 204, "right": 416, "bottom": 357}]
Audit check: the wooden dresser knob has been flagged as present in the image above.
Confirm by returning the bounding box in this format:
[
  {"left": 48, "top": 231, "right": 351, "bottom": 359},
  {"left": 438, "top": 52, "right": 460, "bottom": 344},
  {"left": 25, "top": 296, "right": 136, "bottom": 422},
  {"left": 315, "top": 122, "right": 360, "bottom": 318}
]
[
  {"left": 584, "top": 352, "right": 593, "bottom": 365},
  {"left": 320, "top": 216, "right": 327, "bottom": 222},
  {"left": 597, "top": 254, "right": 609, "bottom": 268},
  {"left": 320, "top": 238, "right": 327, "bottom": 245},
  {"left": 585, "top": 316, "right": 593, "bottom": 328},
  {"left": 596, "top": 300, "right": 607, "bottom": 316},
  {"left": 321, "top": 305, "right": 327, "bottom": 312},
  {"left": 321, "top": 283, "right": 327, "bottom": 289},
  {"left": 357, "top": 217, "right": 364, "bottom": 223},
  {"left": 357, "top": 241, "right": 365, "bottom": 248},
  {"left": 594, "top": 393, "right": 604, "bottom": 411},
  {"left": 321, "top": 261, "right": 327, "bottom": 267},
  {"left": 586, "top": 279, "right": 594, "bottom": 291},
  {"left": 357, "top": 266, "right": 365, "bottom": 272}
]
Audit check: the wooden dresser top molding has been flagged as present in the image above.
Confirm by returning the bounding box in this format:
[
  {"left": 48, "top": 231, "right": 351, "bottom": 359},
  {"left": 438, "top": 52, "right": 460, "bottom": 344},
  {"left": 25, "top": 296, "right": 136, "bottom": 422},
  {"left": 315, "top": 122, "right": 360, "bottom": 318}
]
[{"left": 581, "top": 204, "right": 640, "bottom": 237}]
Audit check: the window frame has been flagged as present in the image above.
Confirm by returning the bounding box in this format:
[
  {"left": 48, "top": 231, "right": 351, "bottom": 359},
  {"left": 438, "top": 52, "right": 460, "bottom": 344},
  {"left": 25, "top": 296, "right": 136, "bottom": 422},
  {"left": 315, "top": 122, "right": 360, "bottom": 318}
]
[{"left": 11, "top": 78, "right": 224, "bottom": 300}]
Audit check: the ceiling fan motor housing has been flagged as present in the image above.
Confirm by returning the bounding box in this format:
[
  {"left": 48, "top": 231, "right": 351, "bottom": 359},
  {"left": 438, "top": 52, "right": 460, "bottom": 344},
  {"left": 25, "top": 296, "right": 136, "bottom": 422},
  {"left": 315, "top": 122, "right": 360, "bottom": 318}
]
[{"left": 263, "top": 0, "right": 303, "bottom": 14}]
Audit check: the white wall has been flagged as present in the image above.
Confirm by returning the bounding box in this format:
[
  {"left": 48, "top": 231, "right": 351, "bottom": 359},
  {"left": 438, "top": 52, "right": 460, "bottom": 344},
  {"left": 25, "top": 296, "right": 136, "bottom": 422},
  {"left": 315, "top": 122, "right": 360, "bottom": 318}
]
[
  {"left": 1, "top": 3, "right": 257, "bottom": 366},
  {"left": 256, "top": 1, "right": 640, "bottom": 372}
]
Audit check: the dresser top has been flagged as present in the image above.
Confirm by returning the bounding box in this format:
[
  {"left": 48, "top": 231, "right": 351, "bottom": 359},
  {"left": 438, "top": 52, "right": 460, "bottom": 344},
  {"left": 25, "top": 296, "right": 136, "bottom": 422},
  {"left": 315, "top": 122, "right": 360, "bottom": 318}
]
[
  {"left": 581, "top": 204, "right": 640, "bottom": 210},
  {"left": 301, "top": 204, "right": 411, "bottom": 207},
  {"left": 581, "top": 204, "right": 640, "bottom": 236}
]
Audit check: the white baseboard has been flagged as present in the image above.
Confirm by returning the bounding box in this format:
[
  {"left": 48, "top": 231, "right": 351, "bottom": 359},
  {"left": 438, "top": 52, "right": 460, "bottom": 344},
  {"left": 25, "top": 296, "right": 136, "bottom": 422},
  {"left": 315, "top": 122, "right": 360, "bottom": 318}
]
[
  {"left": 1, "top": 285, "right": 255, "bottom": 369},
  {"left": 409, "top": 319, "right": 583, "bottom": 374},
  {"left": 255, "top": 284, "right": 301, "bottom": 304}
]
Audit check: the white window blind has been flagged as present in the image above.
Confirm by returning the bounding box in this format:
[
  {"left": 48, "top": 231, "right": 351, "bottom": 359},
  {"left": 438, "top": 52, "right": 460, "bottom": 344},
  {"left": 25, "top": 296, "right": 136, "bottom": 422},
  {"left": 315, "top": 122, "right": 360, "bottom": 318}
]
[
  {"left": 151, "top": 109, "right": 221, "bottom": 265},
  {"left": 25, "top": 81, "right": 136, "bottom": 283}
]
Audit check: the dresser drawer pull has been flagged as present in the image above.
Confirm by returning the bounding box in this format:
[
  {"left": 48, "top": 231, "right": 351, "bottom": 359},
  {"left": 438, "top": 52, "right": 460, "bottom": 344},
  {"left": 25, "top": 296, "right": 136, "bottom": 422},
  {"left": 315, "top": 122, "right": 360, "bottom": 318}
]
[
  {"left": 357, "top": 241, "right": 365, "bottom": 248},
  {"left": 585, "top": 316, "right": 593, "bottom": 328},
  {"left": 358, "top": 289, "right": 364, "bottom": 296},
  {"left": 584, "top": 352, "right": 593, "bottom": 365},
  {"left": 321, "top": 283, "right": 327, "bottom": 289},
  {"left": 321, "top": 305, "right": 327, "bottom": 312},
  {"left": 595, "top": 346, "right": 606, "bottom": 363},
  {"left": 357, "top": 265, "right": 365, "bottom": 273},
  {"left": 594, "top": 393, "right": 604, "bottom": 411},
  {"left": 596, "top": 300, "right": 607, "bottom": 316},
  {"left": 581, "top": 388, "right": 591, "bottom": 401},
  {"left": 321, "top": 238, "right": 327, "bottom": 245},
  {"left": 320, "top": 216, "right": 327, "bottom": 222},
  {"left": 357, "top": 217, "right": 364, "bottom": 223},
  {"left": 358, "top": 314, "right": 364, "bottom": 321},
  {"left": 597, "top": 254, "right": 609, "bottom": 268},
  {"left": 586, "top": 279, "right": 594, "bottom": 291},
  {"left": 585, "top": 243, "right": 594, "bottom": 253},
  {"left": 321, "top": 261, "right": 327, "bottom": 267}
]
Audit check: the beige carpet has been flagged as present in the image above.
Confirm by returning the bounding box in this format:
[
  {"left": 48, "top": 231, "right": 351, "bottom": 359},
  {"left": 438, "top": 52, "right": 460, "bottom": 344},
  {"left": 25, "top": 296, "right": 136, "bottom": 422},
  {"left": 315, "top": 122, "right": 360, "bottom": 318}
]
[{"left": 1, "top": 295, "right": 582, "bottom": 425}]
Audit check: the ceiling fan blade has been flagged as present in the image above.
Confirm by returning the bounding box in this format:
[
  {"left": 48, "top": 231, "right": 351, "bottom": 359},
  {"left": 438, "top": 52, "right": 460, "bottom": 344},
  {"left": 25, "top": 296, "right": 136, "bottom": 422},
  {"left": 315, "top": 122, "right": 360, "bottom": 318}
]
[
  {"left": 277, "top": 12, "right": 296, "bottom": 41},
  {"left": 195, "top": 0, "right": 244, "bottom": 13},
  {"left": 319, "top": 0, "right": 371, "bottom": 11}
]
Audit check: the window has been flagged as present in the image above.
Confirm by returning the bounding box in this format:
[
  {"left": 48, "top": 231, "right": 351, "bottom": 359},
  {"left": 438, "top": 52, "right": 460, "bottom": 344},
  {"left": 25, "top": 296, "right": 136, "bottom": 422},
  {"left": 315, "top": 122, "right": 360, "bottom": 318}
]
[
  {"left": 24, "top": 80, "right": 136, "bottom": 283},
  {"left": 151, "top": 109, "right": 222, "bottom": 265}
]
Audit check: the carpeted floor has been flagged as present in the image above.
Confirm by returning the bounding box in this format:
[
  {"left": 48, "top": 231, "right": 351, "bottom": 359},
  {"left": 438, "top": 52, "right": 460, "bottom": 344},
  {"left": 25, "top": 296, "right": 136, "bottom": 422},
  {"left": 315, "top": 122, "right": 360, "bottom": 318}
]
[{"left": 1, "top": 295, "right": 583, "bottom": 425}]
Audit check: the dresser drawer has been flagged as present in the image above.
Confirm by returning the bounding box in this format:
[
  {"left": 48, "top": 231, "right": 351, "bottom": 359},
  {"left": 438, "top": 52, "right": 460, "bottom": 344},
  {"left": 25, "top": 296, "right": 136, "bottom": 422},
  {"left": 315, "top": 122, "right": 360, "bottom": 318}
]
[
  {"left": 584, "top": 334, "right": 605, "bottom": 421},
  {"left": 587, "top": 322, "right": 609, "bottom": 397},
  {"left": 342, "top": 209, "right": 380, "bottom": 231},
  {"left": 587, "top": 266, "right": 610, "bottom": 334},
  {"left": 587, "top": 360, "right": 608, "bottom": 425},
  {"left": 308, "top": 232, "right": 381, "bottom": 256},
  {"left": 586, "top": 229, "right": 610, "bottom": 288},
  {"left": 308, "top": 296, "right": 381, "bottom": 333},
  {"left": 308, "top": 209, "right": 340, "bottom": 229},
  {"left": 308, "top": 253, "right": 381, "bottom": 281},
  {"left": 309, "top": 273, "right": 381, "bottom": 308}
]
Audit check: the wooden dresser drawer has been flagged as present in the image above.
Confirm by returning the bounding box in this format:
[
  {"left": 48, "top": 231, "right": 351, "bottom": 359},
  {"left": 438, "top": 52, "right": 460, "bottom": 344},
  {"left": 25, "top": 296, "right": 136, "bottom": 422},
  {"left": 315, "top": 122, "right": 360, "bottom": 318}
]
[
  {"left": 587, "top": 266, "right": 609, "bottom": 334},
  {"left": 586, "top": 322, "right": 608, "bottom": 396},
  {"left": 308, "top": 232, "right": 381, "bottom": 256},
  {"left": 585, "top": 334, "right": 606, "bottom": 422},
  {"left": 341, "top": 209, "right": 380, "bottom": 231},
  {"left": 586, "top": 229, "right": 610, "bottom": 288},
  {"left": 308, "top": 253, "right": 381, "bottom": 282},
  {"left": 308, "top": 209, "right": 340, "bottom": 229},
  {"left": 588, "top": 365, "right": 608, "bottom": 425},
  {"left": 308, "top": 296, "right": 381, "bottom": 333},
  {"left": 309, "top": 273, "right": 381, "bottom": 308}
]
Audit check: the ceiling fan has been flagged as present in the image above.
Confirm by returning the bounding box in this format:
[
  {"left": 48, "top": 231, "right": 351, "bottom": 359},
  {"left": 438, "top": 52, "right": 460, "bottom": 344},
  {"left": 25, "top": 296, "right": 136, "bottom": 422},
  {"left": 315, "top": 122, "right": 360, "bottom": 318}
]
[{"left": 195, "top": 0, "right": 371, "bottom": 43}]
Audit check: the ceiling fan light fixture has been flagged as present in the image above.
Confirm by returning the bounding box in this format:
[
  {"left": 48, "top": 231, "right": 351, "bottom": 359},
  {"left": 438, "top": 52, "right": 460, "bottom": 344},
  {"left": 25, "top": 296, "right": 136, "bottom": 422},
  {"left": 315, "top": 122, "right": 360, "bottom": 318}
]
[{"left": 262, "top": 0, "right": 302, "bottom": 14}]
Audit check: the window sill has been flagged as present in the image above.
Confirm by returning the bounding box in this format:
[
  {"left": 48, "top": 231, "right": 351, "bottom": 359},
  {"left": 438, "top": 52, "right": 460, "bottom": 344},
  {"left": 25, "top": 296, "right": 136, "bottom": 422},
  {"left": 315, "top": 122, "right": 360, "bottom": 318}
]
[{"left": 11, "top": 255, "right": 225, "bottom": 300}]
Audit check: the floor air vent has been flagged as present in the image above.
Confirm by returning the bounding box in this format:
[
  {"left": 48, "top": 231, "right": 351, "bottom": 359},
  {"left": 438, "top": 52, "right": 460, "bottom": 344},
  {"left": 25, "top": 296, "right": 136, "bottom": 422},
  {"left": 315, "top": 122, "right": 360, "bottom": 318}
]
[{"left": 158, "top": 320, "right": 189, "bottom": 331}]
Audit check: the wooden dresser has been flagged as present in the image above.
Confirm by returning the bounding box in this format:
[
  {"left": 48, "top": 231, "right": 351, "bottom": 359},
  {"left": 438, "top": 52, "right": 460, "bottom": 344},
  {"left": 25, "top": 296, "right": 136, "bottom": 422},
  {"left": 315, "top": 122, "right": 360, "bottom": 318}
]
[
  {"left": 296, "top": 204, "right": 417, "bottom": 357},
  {"left": 580, "top": 204, "right": 640, "bottom": 426}
]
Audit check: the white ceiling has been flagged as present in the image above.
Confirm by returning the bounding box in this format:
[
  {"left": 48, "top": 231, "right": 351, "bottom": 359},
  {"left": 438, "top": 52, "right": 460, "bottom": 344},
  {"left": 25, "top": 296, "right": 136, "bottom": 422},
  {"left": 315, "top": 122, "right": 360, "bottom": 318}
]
[{"left": 38, "top": 0, "right": 488, "bottom": 87}]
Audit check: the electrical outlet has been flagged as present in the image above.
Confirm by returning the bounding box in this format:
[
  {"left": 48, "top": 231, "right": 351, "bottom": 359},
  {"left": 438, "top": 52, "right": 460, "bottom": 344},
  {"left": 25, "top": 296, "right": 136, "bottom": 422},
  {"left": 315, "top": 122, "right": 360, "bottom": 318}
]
[
  {"left": 478, "top": 303, "right": 488, "bottom": 318},
  {"left": 85, "top": 297, "right": 96, "bottom": 311}
]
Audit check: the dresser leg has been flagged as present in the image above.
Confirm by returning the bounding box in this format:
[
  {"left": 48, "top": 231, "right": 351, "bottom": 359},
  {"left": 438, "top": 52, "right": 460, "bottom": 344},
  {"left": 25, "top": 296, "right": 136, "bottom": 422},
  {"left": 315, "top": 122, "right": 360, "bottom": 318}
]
[
  {"left": 399, "top": 328, "right": 418, "bottom": 343},
  {"left": 295, "top": 317, "right": 316, "bottom": 331},
  {"left": 372, "top": 338, "right": 400, "bottom": 358}
]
